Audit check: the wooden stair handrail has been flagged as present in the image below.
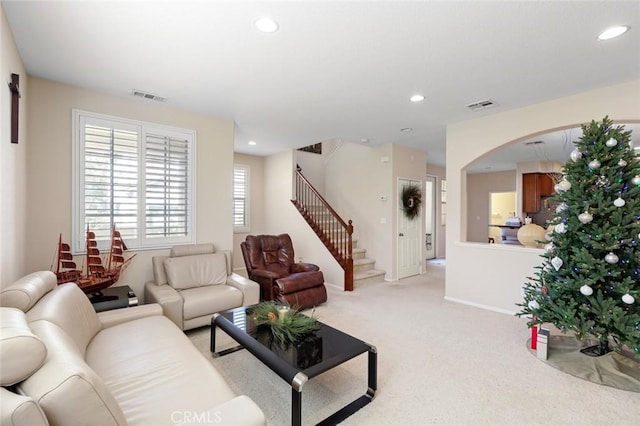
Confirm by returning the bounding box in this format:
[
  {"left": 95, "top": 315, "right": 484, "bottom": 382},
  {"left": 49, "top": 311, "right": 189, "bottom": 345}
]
[{"left": 292, "top": 167, "right": 354, "bottom": 291}]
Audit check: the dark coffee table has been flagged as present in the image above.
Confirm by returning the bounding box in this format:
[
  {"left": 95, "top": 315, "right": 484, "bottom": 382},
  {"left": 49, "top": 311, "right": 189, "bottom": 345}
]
[{"left": 210, "top": 305, "right": 377, "bottom": 426}]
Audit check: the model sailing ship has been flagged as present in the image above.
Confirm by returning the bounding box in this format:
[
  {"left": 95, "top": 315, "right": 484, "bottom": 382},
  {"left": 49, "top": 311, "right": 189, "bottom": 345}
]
[{"left": 55, "top": 225, "right": 135, "bottom": 294}]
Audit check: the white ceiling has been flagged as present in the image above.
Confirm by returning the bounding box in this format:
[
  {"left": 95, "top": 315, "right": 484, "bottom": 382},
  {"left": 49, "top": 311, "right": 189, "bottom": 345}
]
[{"left": 3, "top": 1, "right": 640, "bottom": 168}]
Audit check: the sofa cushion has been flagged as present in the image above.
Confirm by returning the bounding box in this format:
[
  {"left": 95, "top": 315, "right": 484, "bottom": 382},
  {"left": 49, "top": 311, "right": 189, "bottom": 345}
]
[
  {"left": 19, "top": 320, "right": 127, "bottom": 425},
  {"left": 85, "top": 314, "right": 238, "bottom": 425},
  {"left": 0, "top": 388, "right": 48, "bottom": 426},
  {"left": 26, "top": 283, "right": 101, "bottom": 357},
  {"left": 0, "top": 308, "right": 47, "bottom": 386},
  {"left": 164, "top": 253, "right": 227, "bottom": 290},
  {"left": 0, "top": 271, "right": 56, "bottom": 312}
]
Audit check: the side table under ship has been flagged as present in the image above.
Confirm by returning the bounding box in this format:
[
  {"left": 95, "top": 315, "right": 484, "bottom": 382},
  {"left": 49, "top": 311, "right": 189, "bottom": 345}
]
[{"left": 211, "top": 305, "right": 377, "bottom": 426}]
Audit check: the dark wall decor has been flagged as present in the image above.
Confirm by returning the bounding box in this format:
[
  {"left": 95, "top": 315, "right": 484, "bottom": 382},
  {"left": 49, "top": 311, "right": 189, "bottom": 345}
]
[
  {"left": 401, "top": 184, "right": 422, "bottom": 220},
  {"left": 297, "top": 142, "right": 322, "bottom": 154},
  {"left": 8, "top": 73, "right": 21, "bottom": 144}
]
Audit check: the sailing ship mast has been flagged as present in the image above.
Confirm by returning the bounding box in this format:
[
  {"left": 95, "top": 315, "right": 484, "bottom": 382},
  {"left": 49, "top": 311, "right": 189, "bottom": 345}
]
[{"left": 54, "top": 224, "right": 135, "bottom": 294}]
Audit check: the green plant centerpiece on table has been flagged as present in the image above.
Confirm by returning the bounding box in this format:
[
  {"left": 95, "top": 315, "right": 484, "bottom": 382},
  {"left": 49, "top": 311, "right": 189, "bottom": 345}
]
[{"left": 252, "top": 301, "right": 320, "bottom": 346}]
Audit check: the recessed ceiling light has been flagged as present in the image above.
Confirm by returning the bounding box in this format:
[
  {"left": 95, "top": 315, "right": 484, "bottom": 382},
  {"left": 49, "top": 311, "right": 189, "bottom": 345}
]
[
  {"left": 401, "top": 127, "right": 413, "bottom": 132},
  {"left": 248, "top": 141, "right": 257, "bottom": 146},
  {"left": 255, "top": 17, "right": 279, "bottom": 33},
  {"left": 410, "top": 94, "right": 425, "bottom": 102},
  {"left": 598, "top": 26, "right": 629, "bottom": 40}
]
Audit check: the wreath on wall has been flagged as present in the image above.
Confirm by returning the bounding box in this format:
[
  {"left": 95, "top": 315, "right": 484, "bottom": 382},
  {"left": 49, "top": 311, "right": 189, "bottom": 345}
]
[{"left": 401, "top": 184, "right": 422, "bottom": 220}]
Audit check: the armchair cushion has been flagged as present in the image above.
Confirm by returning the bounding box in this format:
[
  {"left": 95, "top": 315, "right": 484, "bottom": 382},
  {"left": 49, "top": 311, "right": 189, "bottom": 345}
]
[{"left": 164, "top": 253, "right": 227, "bottom": 289}]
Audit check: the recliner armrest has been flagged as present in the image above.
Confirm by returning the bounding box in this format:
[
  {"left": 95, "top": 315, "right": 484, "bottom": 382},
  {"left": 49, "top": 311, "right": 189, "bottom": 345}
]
[
  {"left": 250, "top": 269, "right": 279, "bottom": 279},
  {"left": 290, "top": 262, "right": 320, "bottom": 273},
  {"left": 226, "top": 273, "right": 260, "bottom": 306},
  {"left": 143, "top": 282, "right": 184, "bottom": 329},
  {"left": 98, "top": 303, "right": 163, "bottom": 329}
]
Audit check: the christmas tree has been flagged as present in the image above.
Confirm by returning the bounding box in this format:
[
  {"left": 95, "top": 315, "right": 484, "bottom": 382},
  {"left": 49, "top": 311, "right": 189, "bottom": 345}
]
[{"left": 517, "top": 117, "right": 640, "bottom": 356}]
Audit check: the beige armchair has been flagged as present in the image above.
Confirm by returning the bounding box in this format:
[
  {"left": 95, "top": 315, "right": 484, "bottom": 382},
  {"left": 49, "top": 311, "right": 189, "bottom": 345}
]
[{"left": 144, "top": 243, "right": 260, "bottom": 330}]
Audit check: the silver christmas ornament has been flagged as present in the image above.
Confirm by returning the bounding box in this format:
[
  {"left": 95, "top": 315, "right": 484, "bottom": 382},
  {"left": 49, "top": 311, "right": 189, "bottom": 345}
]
[
  {"left": 588, "top": 160, "right": 601, "bottom": 170},
  {"left": 570, "top": 148, "right": 582, "bottom": 161},
  {"left": 554, "top": 223, "right": 566, "bottom": 234},
  {"left": 618, "top": 159, "right": 627, "bottom": 167},
  {"left": 528, "top": 300, "right": 540, "bottom": 310},
  {"left": 544, "top": 242, "right": 555, "bottom": 252},
  {"left": 613, "top": 197, "right": 626, "bottom": 207},
  {"left": 555, "top": 179, "right": 571, "bottom": 192},
  {"left": 632, "top": 175, "right": 640, "bottom": 185},
  {"left": 604, "top": 252, "right": 619, "bottom": 264},
  {"left": 556, "top": 203, "right": 568, "bottom": 213},
  {"left": 622, "top": 294, "right": 635, "bottom": 304},
  {"left": 578, "top": 212, "right": 593, "bottom": 224},
  {"left": 580, "top": 285, "right": 594, "bottom": 296},
  {"left": 551, "top": 256, "right": 563, "bottom": 271},
  {"left": 605, "top": 137, "right": 618, "bottom": 147}
]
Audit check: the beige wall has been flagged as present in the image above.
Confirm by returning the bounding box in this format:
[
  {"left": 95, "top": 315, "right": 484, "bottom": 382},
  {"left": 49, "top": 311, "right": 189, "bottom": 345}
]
[
  {"left": 262, "top": 151, "right": 344, "bottom": 287},
  {"left": 232, "top": 153, "right": 265, "bottom": 272},
  {"left": 325, "top": 143, "right": 394, "bottom": 279},
  {"left": 466, "top": 170, "right": 517, "bottom": 243},
  {"left": 24, "top": 78, "right": 235, "bottom": 299},
  {"left": 324, "top": 142, "right": 427, "bottom": 280},
  {"left": 295, "top": 149, "right": 325, "bottom": 194},
  {"left": 1, "top": 6, "right": 28, "bottom": 285},
  {"left": 446, "top": 80, "right": 640, "bottom": 314}
]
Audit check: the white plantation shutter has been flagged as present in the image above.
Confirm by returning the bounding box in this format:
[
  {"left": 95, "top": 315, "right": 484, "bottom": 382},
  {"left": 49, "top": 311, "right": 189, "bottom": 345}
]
[
  {"left": 233, "top": 165, "right": 250, "bottom": 232},
  {"left": 73, "top": 110, "right": 195, "bottom": 252},
  {"left": 82, "top": 123, "right": 138, "bottom": 242},
  {"left": 144, "top": 132, "right": 190, "bottom": 239}
]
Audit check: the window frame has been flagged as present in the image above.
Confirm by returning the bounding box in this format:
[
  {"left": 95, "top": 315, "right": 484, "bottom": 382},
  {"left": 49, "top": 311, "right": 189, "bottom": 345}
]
[
  {"left": 72, "top": 109, "right": 196, "bottom": 253},
  {"left": 233, "top": 164, "right": 250, "bottom": 233}
]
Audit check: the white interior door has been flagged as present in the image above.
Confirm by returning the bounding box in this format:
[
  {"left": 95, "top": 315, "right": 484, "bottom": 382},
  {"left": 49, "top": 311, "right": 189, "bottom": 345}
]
[
  {"left": 398, "top": 178, "right": 422, "bottom": 279},
  {"left": 424, "top": 176, "right": 436, "bottom": 259}
]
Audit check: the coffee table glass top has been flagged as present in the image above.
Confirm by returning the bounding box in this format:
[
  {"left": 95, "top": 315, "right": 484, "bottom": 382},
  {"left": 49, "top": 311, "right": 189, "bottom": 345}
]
[{"left": 218, "top": 305, "right": 371, "bottom": 378}]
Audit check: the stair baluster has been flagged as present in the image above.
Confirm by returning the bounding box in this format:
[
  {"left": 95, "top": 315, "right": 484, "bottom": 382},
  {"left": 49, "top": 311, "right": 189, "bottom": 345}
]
[{"left": 292, "top": 167, "right": 354, "bottom": 291}]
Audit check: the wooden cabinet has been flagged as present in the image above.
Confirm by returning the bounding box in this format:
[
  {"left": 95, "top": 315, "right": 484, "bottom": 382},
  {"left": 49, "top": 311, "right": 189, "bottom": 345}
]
[{"left": 523, "top": 173, "right": 555, "bottom": 213}]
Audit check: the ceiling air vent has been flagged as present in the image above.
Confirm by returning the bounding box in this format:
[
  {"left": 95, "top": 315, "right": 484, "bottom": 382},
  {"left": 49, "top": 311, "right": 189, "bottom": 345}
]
[
  {"left": 465, "top": 99, "right": 496, "bottom": 111},
  {"left": 131, "top": 89, "right": 167, "bottom": 102}
]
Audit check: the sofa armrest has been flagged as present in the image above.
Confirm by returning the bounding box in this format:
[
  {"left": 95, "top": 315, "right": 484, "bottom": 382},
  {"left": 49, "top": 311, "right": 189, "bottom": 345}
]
[
  {"left": 143, "top": 282, "right": 184, "bottom": 329},
  {"left": 98, "top": 303, "right": 163, "bottom": 329},
  {"left": 175, "top": 396, "right": 264, "bottom": 426},
  {"left": 226, "top": 273, "right": 260, "bottom": 306},
  {"left": 290, "top": 262, "right": 320, "bottom": 273}
]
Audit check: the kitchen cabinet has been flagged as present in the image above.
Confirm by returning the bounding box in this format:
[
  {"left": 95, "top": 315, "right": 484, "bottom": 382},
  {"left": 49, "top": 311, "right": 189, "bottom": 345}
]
[{"left": 523, "top": 173, "right": 555, "bottom": 213}]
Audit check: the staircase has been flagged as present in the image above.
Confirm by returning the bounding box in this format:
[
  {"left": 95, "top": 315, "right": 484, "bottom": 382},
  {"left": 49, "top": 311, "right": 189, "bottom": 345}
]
[
  {"left": 352, "top": 239, "right": 386, "bottom": 287},
  {"left": 292, "top": 167, "right": 386, "bottom": 290}
]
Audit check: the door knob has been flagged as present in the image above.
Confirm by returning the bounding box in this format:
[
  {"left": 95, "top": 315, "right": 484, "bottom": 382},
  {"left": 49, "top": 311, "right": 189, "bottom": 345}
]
[{"left": 399, "top": 233, "right": 404, "bottom": 236}]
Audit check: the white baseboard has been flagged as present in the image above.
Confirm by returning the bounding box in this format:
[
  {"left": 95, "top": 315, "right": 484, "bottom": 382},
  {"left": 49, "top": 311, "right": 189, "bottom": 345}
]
[{"left": 443, "top": 296, "right": 517, "bottom": 316}]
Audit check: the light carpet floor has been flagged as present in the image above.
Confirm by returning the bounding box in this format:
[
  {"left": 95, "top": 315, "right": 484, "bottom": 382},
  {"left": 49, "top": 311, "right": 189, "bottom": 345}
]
[{"left": 187, "top": 260, "right": 639, "bottom": 425}]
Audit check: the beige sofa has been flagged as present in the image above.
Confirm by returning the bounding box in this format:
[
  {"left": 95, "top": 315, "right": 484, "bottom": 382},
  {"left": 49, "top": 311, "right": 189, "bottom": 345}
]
[
  {"left": 145, "top": 244, "right": 260, "bottom": 331},
  {"left": 0, "top": 271, "right": 265, "bottom": 425}
]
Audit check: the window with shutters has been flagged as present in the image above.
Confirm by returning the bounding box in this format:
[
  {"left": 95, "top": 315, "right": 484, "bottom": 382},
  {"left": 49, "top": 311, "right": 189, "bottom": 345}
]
[
  {"left": 72, "top": 110, "right": 195, "bottom": 252},
  {"left": 233, "top": 164, "right": 250, "bottom": 233}
]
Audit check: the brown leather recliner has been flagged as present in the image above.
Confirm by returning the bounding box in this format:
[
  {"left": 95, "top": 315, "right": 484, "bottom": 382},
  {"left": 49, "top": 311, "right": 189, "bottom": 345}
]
[{"left": 240, "top": 234, "right": 327, "bottom": 309}]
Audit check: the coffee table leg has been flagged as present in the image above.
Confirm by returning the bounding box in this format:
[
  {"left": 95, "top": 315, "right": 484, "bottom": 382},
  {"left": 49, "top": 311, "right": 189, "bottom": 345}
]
[
  {"left": 210, "top": 321, "right": 217, "bottom": 352},
  {"left": 292, "top": 387, "right": 302, "bottom": 426},
  {"left": 368, "top": 346, "right": 377, "bottom": 397}
]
